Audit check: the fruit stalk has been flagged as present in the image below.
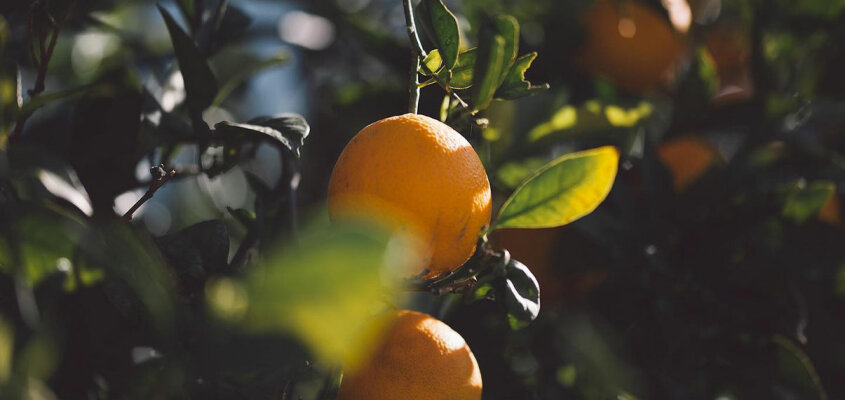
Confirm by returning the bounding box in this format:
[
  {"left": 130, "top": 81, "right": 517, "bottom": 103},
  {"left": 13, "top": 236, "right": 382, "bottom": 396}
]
[{"left": 402, "top": 0, "right": 423, "bottom": 113}]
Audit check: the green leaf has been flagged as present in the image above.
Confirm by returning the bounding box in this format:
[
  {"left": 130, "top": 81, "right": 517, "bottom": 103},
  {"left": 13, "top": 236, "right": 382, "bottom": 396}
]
[
  {"left": 418, "top": 0, "right": 460, "bottom": 69},
  {"left": 496, "top": 157, "right": 549, "bottom": 189},
  {"left": 496, "top": 52, "right": 550, "bottom": 100},
  {"left": 158, "top": 5, "right": 218, "bottom": 112},
  {"left": 212, "top": 51, "right": 289, "bottom": 107},
  {"left": 527, "top": 101, "right": 653, "bottom": 145},
  {"left": 420, "top": 50, "right": 443, "bottom": 76},
  {"left": 782, "top": 181, "right": 835, "bottom": 224},
  {"left": 215, "top": 220, "right": 421, "bottom": 368},
  {"left": 471, "top": 33, "right": 506, "bottom": 112},
  {"left": 493, "top": 15, "right": 519, "bottom": 69},
  {"left": 493, "top": 146, "right": 619, "bottom": 230},
  {"left": 773, "top": 335, "right": 828, "bottom": 400},
  {"left": 214, "top": 114, "right": 310, "bottom": 157},
  {"left": 498, "top": 258, "right": 540, "bottom": 329},
  {"left": 445, "top": 48, "right": 477, "bottom": 89}
]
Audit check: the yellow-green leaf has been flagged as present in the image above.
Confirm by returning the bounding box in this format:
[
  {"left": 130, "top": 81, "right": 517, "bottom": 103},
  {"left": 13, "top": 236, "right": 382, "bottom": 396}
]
[
  {"left": 223, "top": 220, "right": 420, "bottom": 369},
  {"left": 493, "top": 146, "right": 619, "bottom": 230}
]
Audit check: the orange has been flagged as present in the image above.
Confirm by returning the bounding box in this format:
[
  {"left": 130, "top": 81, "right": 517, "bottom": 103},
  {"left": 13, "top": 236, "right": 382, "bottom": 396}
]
[
  {"left": 657, "top": 136, "right": 719, "bottom": 191},
  {"left": 819, "top": 193, "right": 842, "bottom": 226},
  {"left": 337, "top": 310, "right": 482, "bottom": 400},
  {"left": 328, "top": 114, "right": 492, "bottom": 279},
  {"left": 578, "top": 0, "right": 684, "bottom": 94}
]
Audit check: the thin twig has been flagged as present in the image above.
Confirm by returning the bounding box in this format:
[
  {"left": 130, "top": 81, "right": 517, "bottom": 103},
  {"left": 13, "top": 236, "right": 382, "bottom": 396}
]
[
  {"left": 10, "top": 0, "right": 77, "bottom": 143},
  {"left": 401, "top": 0, "right": 474, "bottom": 116},
  {"left": 122, "top": 164, "right": 176, "bottom": 222}
]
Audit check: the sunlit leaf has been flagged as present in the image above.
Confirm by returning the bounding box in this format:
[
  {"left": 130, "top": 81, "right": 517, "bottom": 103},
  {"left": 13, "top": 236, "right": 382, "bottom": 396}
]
[
  {"left": 493, "top": 146, "right": 619, "bottom": 230},
  {"left": 419, "top": 49, "right": 443, "bottom": 75},
  {"left": 158, "top": 5, "right": 218, "bottom": 112},
  {"left": 528, "top": 101, "right": 653, "bottom": 144},
  {"left": 496, "top": 52, "right": 550, "bottom": 100},
  {"left": 782, "top": 181, "right": 834, "bottom": 224},
  {"left": 471, "top": 31, "right": 506, "bottom": 112},
  {"left": 217, "top": 221, "right": 420, "bottom": 368},
  {"left": 34, "top": 169, "right": 93, "bottom": 217},
  {"left": 418, "top": 0, "right": 460, "bottom": 69}
]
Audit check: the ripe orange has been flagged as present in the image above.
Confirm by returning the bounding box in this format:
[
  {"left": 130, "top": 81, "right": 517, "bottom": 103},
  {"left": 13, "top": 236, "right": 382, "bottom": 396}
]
[
  {"left": 819, "top": 193, "right": 842, "bottom": 226},
  {"left": 577, "top": 0, "right": 684, "bottom": 94},
  {"left": 328, "top": 114, "right": 492, "bottom": 279},
  {"left": 657, "top": 136, "right": 719, "bottom": 191},
  {"left": 337, "top": 310, "right": 482, "bottom": 400}
]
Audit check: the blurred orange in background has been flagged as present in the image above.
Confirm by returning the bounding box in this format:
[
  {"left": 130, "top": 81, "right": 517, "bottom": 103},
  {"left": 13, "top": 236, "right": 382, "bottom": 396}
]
[{"left": 577, "top": 0, "right": 685, "bottom": 94}]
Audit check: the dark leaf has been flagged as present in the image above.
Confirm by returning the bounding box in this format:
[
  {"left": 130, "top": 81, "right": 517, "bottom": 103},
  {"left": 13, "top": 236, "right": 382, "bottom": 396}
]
[
  {"left": 248, "top": 114, "right": 310, "bottom": 157},
  {"left": 212, "top": 52, "right": 289, "bottom": 107},
  {"left": 418, "top": 0, "right": 461, "bottom": 69},
  {"left": 155, "top": 220, "right": 231, "bottom": 281},
  {"left": 497, "top": 258, "right": 540, "bottom": 329},
  {"left": 158, "top": 5, "right": 218, "bottom": 112},
  {"left": 495, "top": 52, "right": 550, "bottom": 100},
  {"left": 227, "top": 207, "right": 257, "bottom": 229}
]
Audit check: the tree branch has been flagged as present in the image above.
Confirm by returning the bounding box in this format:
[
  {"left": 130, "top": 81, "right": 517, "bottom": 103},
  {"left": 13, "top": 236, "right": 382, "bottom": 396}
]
[
  {"left": 10, "top": 0, "right": 77, "bottom": 143},
  {"left": 122, "top": 164, "right": 176, "bottom": 222}
]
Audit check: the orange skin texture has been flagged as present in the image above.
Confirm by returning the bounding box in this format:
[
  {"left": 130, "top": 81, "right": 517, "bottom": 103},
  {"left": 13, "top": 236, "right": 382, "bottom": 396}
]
[
  {"left": 578, "top": 0, "right": 684, "bottom": 94},
  {"left": 337, "top": 310, "right": 482, "bottom": 400},
  {"left": 328, "top": 114, "right": 492, "bottom": 279},
  {"left": 658, "top": 136, "right": 719, "bottom": 191}
]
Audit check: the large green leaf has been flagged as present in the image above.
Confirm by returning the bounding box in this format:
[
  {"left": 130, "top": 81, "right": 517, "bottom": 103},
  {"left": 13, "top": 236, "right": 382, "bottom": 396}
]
[
  {"left": 446, "top": 48, "right": 477, "bottom": 89},
  {"left": 493, "top": 146, "right": 619, "bottom": 230},
  {"left": 773, "top": 335, "right": 827, "bottom": 400},
  {"left": 418, "top": 0, "right": 460, "bottom": 69},
  {"left": 493, "top": 15, "right": 519, "bottom": 70},
  {"left": 158, "top": 5, "right": 218, "bottom": 112}
]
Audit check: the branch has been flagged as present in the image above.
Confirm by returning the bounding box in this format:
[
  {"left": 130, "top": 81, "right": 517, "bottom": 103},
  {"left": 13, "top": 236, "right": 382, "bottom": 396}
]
[
  {"left": 402, "top": 0, "right": 422, "bottom": 113},
  {"left": 401, "top": 0, "right": 475, "bottom": 116},
  {"left": 10, "top": 0, "right": 77, "bottom": 143},
  {"left": 122, "top": 164, "right": 176, "bottom": 222}
]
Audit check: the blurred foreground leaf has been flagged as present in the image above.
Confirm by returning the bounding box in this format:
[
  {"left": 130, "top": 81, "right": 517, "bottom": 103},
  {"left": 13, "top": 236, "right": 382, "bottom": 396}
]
[
  {"left": 209, "top": 220, "right": 420, "bottom": 368},
  {"left": 493, "top": 146, "right": 619, "bottom": 230},
  {"left": 782, "top": 181, "right": 835, "bottom": 224},
  {"left": 528, "top": 101, "right": 653, "bottom": 145}
]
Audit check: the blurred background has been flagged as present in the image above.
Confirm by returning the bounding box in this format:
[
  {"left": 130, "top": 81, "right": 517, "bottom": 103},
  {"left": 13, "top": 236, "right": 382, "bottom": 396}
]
[{"left": 2, "top": 0, "right": 845, "bottom": 398}]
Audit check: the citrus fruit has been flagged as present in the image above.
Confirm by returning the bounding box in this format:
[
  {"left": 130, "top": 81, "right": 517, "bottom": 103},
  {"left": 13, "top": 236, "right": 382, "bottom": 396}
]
[
  {"left": 337, "top": 310, "right": 482, "bottom": 400},
  {"left": 577, "top": 0, "right": 684, "bottom": 94},
  {"left": 328, "top": 113, "right": 492, "bottom": 279},
  {"left": 819, "top": 193, "right": 842, "bottom": 226},
  {"left": 657, "top": 136, "right": 719, "bottom": 191}
]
